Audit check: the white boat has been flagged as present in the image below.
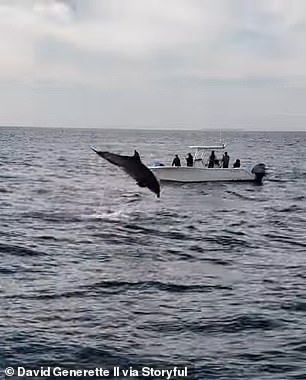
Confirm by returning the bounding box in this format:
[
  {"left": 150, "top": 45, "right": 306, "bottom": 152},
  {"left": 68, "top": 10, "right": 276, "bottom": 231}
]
[{"left": 149, "top": 144, "right": 266, "bottom": 183}]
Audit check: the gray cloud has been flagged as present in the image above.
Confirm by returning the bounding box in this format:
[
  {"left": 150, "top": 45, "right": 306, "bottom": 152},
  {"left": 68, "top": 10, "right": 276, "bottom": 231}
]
[{"left": 1, "top": 0, "right": 306, "bottom": 129}]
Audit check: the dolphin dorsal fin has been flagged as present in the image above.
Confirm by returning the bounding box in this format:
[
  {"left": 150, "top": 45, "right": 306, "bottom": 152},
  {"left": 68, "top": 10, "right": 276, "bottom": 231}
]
[{"left": 133, "top": 150, "right": 141, "bottom": 161}]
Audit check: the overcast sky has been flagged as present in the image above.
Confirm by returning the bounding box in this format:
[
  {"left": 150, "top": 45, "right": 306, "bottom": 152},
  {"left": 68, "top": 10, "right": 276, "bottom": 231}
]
[{"left": 1, "top": 0, "right": 306, "bottom": 130}]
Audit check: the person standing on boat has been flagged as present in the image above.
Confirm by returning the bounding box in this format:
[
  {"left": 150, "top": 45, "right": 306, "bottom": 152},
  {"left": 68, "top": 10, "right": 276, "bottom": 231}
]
[
  {"left": 172, "top": 154, "right": 181, "bottom": 167},
  {"left": 221, "top": 152, "right": 230, "bottom": 168},
  {"left": 186, "top": 153, "right": 194, "bottom": 167},
  {"left": 208, "top": 151, "right": 215, "bottom": 168}
]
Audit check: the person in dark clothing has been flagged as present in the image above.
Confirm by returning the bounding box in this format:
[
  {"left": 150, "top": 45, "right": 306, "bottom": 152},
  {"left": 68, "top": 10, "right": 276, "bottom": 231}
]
[
  {"left": 221, "top": 152, "right": 230, "bottom": 168},
  {"left": 233, "top": 159, "right": 240, "bottom": 168},
  {"left": 186, "top": 153, "right": 194, "bottom": 167},
  {"left": 172, "top": 154, "right": 181, "bottom": 167},
  {"left": 208, "top": 151, "right": 215, "bottom": 168}
]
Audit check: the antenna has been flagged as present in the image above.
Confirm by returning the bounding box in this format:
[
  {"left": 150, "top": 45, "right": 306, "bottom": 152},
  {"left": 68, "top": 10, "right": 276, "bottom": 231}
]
[{"left": 218, "top": 129, "right": 226, "bottom": 149}]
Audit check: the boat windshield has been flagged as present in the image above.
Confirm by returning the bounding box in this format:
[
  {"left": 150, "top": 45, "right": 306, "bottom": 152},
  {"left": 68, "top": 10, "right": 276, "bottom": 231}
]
[{"left": 189, "top": 145, "right": 226, "bottom": 167}]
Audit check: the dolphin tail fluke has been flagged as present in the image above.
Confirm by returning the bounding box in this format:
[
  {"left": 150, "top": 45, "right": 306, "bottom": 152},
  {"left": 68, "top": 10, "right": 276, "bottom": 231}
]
[
  {"left": 91, "top": 146, "right": 99, "bottom": 153},
  {"left": 92, "top": 149, "right": 131, "bottom": 168}
]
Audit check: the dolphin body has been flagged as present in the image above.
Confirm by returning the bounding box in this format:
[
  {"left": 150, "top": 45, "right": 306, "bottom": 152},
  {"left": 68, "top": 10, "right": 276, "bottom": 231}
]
[{"left": 91, "top": 147, "right": 160, "bottom": 197}]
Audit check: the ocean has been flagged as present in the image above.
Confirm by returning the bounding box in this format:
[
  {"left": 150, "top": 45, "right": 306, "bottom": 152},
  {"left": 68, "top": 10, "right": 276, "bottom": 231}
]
[{"left": 0, "top": 127, "right": 306, "bottom": 379}]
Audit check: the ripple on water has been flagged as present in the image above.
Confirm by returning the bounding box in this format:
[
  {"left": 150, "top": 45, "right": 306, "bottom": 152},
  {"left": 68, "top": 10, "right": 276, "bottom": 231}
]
[{"left": 0, "top": 243, "right": 45, "bottom": 257}]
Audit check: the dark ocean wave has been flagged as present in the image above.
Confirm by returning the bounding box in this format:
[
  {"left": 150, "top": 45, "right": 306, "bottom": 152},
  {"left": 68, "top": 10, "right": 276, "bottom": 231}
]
[
  {"left": 20, "top": 211, "right": 83, "bottom": 223},
  {"left": 225, "top": 189, "right": 269, "bottom": 201},
  {"left": 5, "top": 280, "right": 232, "bottom": 301},
  {"left": 269, "top": 204, "right": 304, "bottom": 213},
  {"left": 281, "top": 301, "right": 306, "bottom": 312},
  {"left": 0, "top": 243, "right": 45, "bottom": 256},
  {"left": 144, "top": 313, "right": 283, "bottom": 334},
  {"left": 263, "top": 233, "right": 306, "bottom": 248}
]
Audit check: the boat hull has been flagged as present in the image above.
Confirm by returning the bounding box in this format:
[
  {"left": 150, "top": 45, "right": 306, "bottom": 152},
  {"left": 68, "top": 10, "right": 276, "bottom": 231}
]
[{"left": 149, "top": 166, "right": 256, "bottom": 183}]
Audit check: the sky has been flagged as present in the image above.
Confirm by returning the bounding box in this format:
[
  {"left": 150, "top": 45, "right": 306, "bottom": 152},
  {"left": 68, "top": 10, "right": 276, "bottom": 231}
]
[{"left": 1, "top": 0, "right": 306, "bottom": 130}]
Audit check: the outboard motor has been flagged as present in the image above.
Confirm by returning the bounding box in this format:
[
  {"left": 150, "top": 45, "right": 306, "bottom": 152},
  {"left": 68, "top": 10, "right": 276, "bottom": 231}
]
[{"left": 251, "top": 163, "right": 266, "bottom": 184}]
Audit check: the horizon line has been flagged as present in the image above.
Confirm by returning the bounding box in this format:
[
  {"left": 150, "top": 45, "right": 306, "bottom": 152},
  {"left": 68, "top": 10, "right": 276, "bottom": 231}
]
[{"left": 0, "top": 125, "right": 306, "bottom": 132}]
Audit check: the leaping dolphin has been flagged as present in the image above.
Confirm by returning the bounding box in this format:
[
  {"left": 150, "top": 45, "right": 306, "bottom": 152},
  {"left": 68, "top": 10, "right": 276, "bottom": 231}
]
[{"left": 91, "top": 147, "right": 160, "bottom": 198}]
